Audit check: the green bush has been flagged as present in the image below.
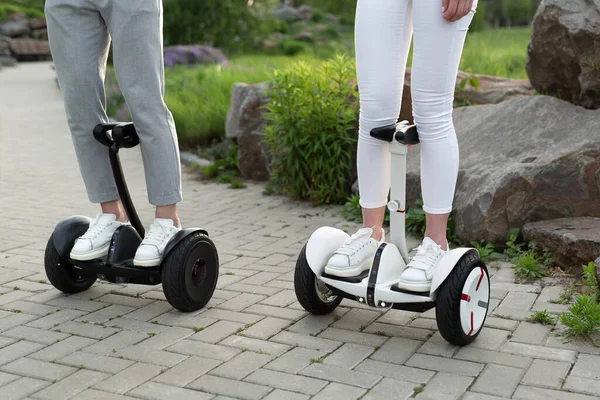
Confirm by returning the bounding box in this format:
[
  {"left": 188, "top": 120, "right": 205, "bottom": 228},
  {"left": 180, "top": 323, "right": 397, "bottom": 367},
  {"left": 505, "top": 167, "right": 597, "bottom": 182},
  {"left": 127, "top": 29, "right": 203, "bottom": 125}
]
[
  {"left": 470, "top": 1, "right": 486, "bottom": 32},
  {"left": 162, "top": 0, "right": 266, "bottom": 53},
  {"left": 502, "top": 0, "right": 533, "bottom": 26},
  {"left": 277, "top": 39, "right": 309, "bottom": 56},
  {"left": 263, "top": 54, "right": 359, "bottom": 205},
  {"left": 0, "top": 3, "right": 44, "bottom": 21}
]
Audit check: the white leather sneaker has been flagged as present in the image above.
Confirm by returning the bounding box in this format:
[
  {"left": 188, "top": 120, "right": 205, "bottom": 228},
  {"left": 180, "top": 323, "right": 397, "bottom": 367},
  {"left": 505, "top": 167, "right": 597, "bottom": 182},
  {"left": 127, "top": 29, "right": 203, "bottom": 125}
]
[
  {"left": 133, "top": 218, "right": 181, "bottom": 267},
  {"left": 70, "top": 214, "right": 130, "bottom": 261},
  {"left": 324, "top": 227, "right": 385, "bottom": 278},
  {"left": 397, "top": 237, "right": 447, "bottom": 292}
]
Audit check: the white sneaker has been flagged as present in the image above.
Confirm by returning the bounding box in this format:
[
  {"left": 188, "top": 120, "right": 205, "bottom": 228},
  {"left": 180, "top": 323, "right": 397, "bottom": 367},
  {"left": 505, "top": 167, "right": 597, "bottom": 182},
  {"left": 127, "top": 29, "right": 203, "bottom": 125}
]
[
  {"left": 324, "top": 227, "right": 385, "bottom": 278},
  {"left": 397, "top": 237, "right": 447, "bottom": 292},
  {"left": 133, "top": 218, "right": 181, "bottom": 267},
  {"left": 70, "top": 214, "right": 130, "bottom": 261}
]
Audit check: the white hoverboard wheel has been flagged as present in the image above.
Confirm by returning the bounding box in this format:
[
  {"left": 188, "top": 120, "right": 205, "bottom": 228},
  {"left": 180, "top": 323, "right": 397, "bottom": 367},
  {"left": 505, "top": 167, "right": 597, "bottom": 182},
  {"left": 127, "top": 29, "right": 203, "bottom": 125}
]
[
  {"left": 294, "top": 245, "right": 342, "bottom": 315},
  {"left": 435, "top": 250, "right": 490, "bottom": 346}
]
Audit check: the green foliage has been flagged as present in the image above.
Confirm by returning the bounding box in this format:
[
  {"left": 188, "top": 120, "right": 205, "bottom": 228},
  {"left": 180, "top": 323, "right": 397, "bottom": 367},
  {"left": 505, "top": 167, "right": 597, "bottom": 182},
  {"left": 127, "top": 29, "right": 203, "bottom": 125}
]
[
  {"left": 550, "top": 280, "right": 576, "bottom": 305},
  {"left": 526, "top": 310, "right": 556, "bottom": 326},
  {"left": 405, "top": 199, "right": 457, "bottom": 244},
  {"left": 559, "top": 294, "right": 600, "bottom": 338},
  {"left": 502, "top": 0, "right": 533, "bottom": 26},
  {"left": 195, "top": 139, "right": 244, "bottom": 188},
  {"left": 470, "top": 1, "right": 486, "bottom": 32},
  {"left": 471, "top": 241, "right": 501, "bottom": 263},
  {"left": 0, "top": 2, "right": 44, "bottom": 21},
  {"left": 162, "top": 0, "right": 266, "bottom": 53},
  {"left": 296, "top": 0, "right": 356, "bottom": 26},
  {"left": 263, "top": 54, "right": 359, "bottom": 205},
  {"left": 513, "top": 249, "right": 547, "bottom": 280},
  {"left": 504, "top": 228, "right": 524, "bottom": 260},
  {"left": 582, "top": 261, "right": 599, "bottom": 296},
  {"left": 340, "top": 194, "right": 390, "bottom": 226},
  {"left": 276, "top": 39, "right": 309, "bottom": 56}
]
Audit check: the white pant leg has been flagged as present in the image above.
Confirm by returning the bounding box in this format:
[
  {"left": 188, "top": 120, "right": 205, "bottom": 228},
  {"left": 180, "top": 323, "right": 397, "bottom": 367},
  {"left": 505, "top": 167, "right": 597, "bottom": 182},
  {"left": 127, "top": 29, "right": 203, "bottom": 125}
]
[{"left": 355, "top": 0, "right": 413, "bottom": 209}]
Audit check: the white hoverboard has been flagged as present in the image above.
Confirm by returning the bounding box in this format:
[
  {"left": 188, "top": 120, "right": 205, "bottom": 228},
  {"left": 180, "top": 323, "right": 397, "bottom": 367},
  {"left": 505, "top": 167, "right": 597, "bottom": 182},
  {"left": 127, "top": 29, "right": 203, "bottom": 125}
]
[{"left": 293, "top": 122, "right": 490, "bottom": 345}]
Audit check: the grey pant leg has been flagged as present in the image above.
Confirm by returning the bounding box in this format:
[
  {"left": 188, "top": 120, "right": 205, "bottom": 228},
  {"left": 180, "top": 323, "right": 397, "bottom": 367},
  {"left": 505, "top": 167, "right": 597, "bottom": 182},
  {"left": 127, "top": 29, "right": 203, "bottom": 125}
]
[
  {"left": 45, "top": 0, "right": 119, "bottom": 204},
  {"left": 102, "top": 0, "right": 182, "bottom": 206}
]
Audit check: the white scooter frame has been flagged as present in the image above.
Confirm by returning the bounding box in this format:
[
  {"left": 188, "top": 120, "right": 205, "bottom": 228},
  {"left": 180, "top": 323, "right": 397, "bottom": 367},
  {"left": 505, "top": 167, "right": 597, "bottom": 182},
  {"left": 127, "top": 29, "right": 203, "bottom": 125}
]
[{"left": 294, "top": 122, "right": 490, "bottom": 345}]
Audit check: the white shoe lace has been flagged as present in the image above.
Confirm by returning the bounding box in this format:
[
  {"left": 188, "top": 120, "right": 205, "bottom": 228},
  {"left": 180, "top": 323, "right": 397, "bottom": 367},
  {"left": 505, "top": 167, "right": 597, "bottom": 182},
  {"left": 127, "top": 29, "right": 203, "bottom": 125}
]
[
  {"left": 79, "top": 216, "right": 111, "bottom": 241},
  {"left": 336, "top": 231, "right": 372, "bottom": 257},
  {"left": 409, "top": 244, "right": 442, "bottom": 271},
  {"left": 143, "top": 222, "right": 172, "bottom": 247}
]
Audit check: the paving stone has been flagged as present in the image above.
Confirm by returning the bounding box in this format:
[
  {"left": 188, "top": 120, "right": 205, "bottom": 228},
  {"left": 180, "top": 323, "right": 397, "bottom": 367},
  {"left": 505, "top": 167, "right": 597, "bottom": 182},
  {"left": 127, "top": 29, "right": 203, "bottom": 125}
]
[
  {"left": 152, "top": 356, "right": 221, "bottom": 387},
  {"left": 219, "top": 293, "right": 267, "bottom": 311},
  {"left": 1, "top": 357, "right": 77, "bottom": 381},
  {"left": 0, "top": 377, "right": 50, "bottom": 399},
  {"left": 57, "top": 351, "right": 134, "bottom": 374},
  {"left": 123, "top": 301, "right": 172, "bottom": 321},
  {"left": 318, "top": 328, "right": 387, "bottom": 347},
  {"left": 260, "top": 290, "right": 297, "bottom": 307},
  {"left": 190, "top": 320, "right": 245, "bottom": 343},
  {"left": 531, "top": 301, "right": 570, "bottom": 314},
  {"left": 270, "top": 331, "right": 342, "bottom": 352},
  {"left": 209, "top": 351, "right": 272, "bottom": 380},
  {"left": 264, "top": 347, "right": 325, "bottom": 374},
  {"left": 363, "top": 322, "right": 433, "bottom": 341},
  {"left": 537, "top": 286, "right": 565, "bottom": 303},
  {"left": 569, "top": 353, "right": 600, "bottom": 379},
  {"left": 0, "top": 300, "right": 60, "bottom": 316},
  {"left": 376, "top": 309, "right": 415, "bottom": 326},
  {"left": 52, "top": 321, "right": 120, "bottom": 340},
  {"left": 219, "top": 335, "right": 291, "bottom": 356},
  {"left": 46, "top": 296, "right": 108, "bottom": 312},
  {"left": 115, "top": 346, "right": 188, "bottom": 367},
  {"left": 0, "top": 336, "right": 16, "bottom": 349},
  {"left": 26, "top": 308, "right": 87, "bottom": 329},
  {"left": 563, "top": 375, "right": 600, "bottom": 397},
  {"left": 128, "top": 381, "right": 215, "bottom": 400},
  {"left": 75, "top": 305, "right": 136, "bottom": 324},
  {"left": 199, "top": 308, "right": 264, "bottom": 325},
  {"left": 0, "top": 312, "right": 39, "bottom": 333},
  {"left": 462, "top": 392, "right": 511, "bottom": 400},
  {"left": 470, "top": 364, "right": 524, "bottom": 397},
  {"left": 417, "top": 332, "right": 459, "bottom": 357},
  {"left": 415, "top": 372, "right": 473, "bottom": 400},
  {"left": 471, "top": 327, "right": 510, "bottom": 350},
  {"left": 32, "top": 369, "right": 110, "bottom": 400},
  {"left": 150, "top": 312, "right": 217, "bottom": 330},
  {"left": 93, "top": 362, "right": 163, "bottom": 394},
  {"left": 83, "top": 331, "right": 147, "bottom": 355},
  {"left": 513, "top": 385, "right": 599, "bottom": 400},
  {"left": 188, "top": 374, "right": 272, "bottom": 400},
  {"left": 501, "top": 342, "right": 577, "bottom": 363},
  {"left": 167, "top": 339, "right": 241, "bottom": 361},
  {"left": 310, "top": 382, "right": 367, "bottom": 400},
  {"left": 95, "top": 294, "right": 154, "bottom": 308},
  {"left": 484, "top": 316, "right": 520, "bottom": 331},
  {"left": 104, "top": 317, "right": 170, "bottom": 334},
  {"left": 300, "top": 362, "right": 381, "bottom": 388},
  {"left": 545, "top": 336, "right": 600, "bottom": 356},
  {"left": 371, "top": 337, "right": 422, "bottom": 365},
  {"left": 361, "top": 377, "right": 415, "bottom": 400},
  {"left": 287, "top": 312, "right": 345, "bottom": 336},
  {"left": 355, "top": 359, "right": 435, "bottom": 384},
  {"left": 244, "top": 304, "right": 306, "bottom": 321},
  {"left": 511, "top": 321, "right": 551, "bottom": 345},
  {"left": 332, "top": 308, "right": 380, "bottom": 331},
  {"left": 262, "top": 389, "right": 309, "bottom": 400},
  {"left": 491, "top": 307, "right": 533, "bottom": 321},
  {"left": 226, "top": 283, "right": 282, "bottom": 296},
  {"left": 1, "top": 325, "right": 69, "bottom": 345},
  {"left": 491, "top": 282, "right": 541, "bottom": 294},
  {"left": 0, "top": 340, "right": 44, "bottom": 366},
  {"left": 406, "top": 354, "right": 484, "bottom": 377},
  {"left": 454, "top": 346, "right": 531, "bottom": 368},
  {"left": 75, "top": 389, "right": 139, "bottom": 399},
  {"left": 521, "top": 359, "right": 570, "bottom": 389},
  {"left": 242, "top": 317, "right": 290, "bottom": 339},
  {"left": 323, "top": 342, "right": 374, "bottom": 368},
  {"left": 245, "top": 368, "right": 327, "bottom": 395},
  {"left": 0, "top": 289, "right": 34, "bottom": 305},
  {"left": 136, "top": 326, "right": 194, "bottom": 349},
  {"left": 0, "top": 370, "right": 19, "bottom": 386}
]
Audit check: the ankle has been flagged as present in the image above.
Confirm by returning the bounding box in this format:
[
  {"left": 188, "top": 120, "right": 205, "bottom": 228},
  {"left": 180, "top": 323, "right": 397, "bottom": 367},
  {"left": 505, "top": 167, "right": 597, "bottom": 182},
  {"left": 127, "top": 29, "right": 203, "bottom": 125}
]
[
  {"left": 426, "top": 235, "right": 448, "bottom": 251},
  {"left": 368, "top": 227, "right": 383, "bottom": 241}
]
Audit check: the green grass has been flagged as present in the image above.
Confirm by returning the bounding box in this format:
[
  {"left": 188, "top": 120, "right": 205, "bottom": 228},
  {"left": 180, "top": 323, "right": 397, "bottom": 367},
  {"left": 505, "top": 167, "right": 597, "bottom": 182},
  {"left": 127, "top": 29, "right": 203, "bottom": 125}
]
[{"left": 526, "top": 310, "right": 556, "bottom": 326}]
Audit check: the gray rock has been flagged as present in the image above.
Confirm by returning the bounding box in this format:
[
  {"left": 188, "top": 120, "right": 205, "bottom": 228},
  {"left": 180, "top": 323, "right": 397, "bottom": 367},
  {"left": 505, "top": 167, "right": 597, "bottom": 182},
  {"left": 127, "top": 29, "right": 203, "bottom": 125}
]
[
  {"left": 297, "top": 5, "right": 313, "bottom": 20},
  {"left": 404, "top": 95, "right": 600, "bottom": 245},
  {"left": 0, "top": 19, "right": 30, "bottom": 37},
  {"left": 179, "top": 152, "right": 212, "bottom": 168},
  {"left": 526, "top": 0, "right": 600, "bottom": 109},
  {"left": 225, "top": 82, "right": 271, "bottom": 181},
  {"left": 522, "top": 217, "right": 600, "bottom": 269},
  {"left": 0, "top": 56, "right": 17, "bottom": 67},
  {"left": 271, "top": 6, "right": 303, "bottom": 22}
]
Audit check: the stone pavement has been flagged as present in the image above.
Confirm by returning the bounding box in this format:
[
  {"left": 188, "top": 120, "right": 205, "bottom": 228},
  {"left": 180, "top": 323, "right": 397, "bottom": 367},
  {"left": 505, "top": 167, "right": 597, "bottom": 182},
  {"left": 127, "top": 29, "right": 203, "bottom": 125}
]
[{"left": 1, "top": 62, "right": 599, "bottom": 400}]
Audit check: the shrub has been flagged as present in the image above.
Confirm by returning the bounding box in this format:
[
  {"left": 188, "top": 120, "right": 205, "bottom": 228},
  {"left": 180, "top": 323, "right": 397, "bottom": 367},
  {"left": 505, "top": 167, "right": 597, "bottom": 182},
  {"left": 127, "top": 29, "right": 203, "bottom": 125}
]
[
  {"left": 0, "top": 4, "right": 44, "bottom": 21},
  {"left": 559, "top": 294, "right": 600, "bottom": 338},
  {"left": 276, "top": 39, "right": 309, "bottom": 56},
  {"left": 263, "top": 54, "right": 359, "bottom": 205}
]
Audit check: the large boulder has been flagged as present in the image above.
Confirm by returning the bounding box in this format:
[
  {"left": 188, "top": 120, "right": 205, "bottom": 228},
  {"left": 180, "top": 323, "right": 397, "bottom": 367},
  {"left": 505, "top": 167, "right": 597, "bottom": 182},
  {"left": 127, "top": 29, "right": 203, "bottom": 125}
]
[
  {"left": 271, "top": 5, "right": 303, "bottom": 22},
  {"left": 526, "top": 0, "right": 600, "bottom": 109},
  {"left": 0, "top": 18, "right": 30, "bottom": 38},
  {"left": 226, "top": 82, "right": 271, "bottom": 181},
  {"left": 404, "top": 95, "right": 600, "bottom": 245},
  {"left": 522, "top": 217, "right": 600, "bottom": 269},
  {"left": 163, "top": 45, "right": 228, "bottom": 68}
]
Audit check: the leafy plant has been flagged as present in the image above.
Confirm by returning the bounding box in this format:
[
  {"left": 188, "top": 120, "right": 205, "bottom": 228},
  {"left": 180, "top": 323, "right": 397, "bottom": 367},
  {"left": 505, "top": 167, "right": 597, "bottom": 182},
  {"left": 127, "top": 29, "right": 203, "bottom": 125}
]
[
  {"left": 471, "top": 240, "right": 501, "bottom": 263},
  {"left": 263, "top": 54, "right": 358, "bottom": 205},
  {"left": 550, "top": 280, "right": 576, "bottom": 305},
  {"left": 559, "top": 294, "right": 600, "bottom": 338},
  {"left": 504, "top": 228, "right": 524, "bottom": 261},
  {"left": 526, "top": 310, "right": 556, "bottom": 326},
  {"left": 514, "top": 251, "right": 547, "bottom": 280},
  {"left": 582, "top": 261, "right": 599, "bottom": 296}
]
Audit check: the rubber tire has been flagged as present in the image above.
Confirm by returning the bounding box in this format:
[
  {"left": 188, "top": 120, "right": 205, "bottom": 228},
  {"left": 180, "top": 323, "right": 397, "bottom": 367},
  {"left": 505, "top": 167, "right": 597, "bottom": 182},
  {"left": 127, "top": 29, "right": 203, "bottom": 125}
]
[
  {"left": 44, "top": 236, "right": 96, "bottom": 294},
  {"left": 161, "top": 232, "right": 218, "bottom": 313},
  {"left": 435, "top": 251, "right": 489, "bottom": 346},
  {"left": 294, "top": 244, "right": 343, "bottom": 315}
]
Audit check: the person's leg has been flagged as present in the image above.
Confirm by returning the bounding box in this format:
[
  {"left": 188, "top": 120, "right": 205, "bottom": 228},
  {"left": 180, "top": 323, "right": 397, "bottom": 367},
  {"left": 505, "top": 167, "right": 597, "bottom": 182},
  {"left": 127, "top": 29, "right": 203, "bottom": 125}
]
[
  {"left": 397, "top": 0, "right": 477, "bottom": 291},
  {"left": 101, "top": 0, "right": 182, "bottom": 266},
  {"left": 324, "top": 0, "right": 413, "bottom": 278},
  {"left": 46, "top": 0, "right": 129, "bottom": 260}
]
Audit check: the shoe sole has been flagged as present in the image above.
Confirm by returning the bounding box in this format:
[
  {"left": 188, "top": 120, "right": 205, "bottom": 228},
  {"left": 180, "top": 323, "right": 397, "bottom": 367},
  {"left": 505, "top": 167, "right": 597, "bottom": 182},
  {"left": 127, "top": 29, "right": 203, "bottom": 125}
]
[
  {"left": 133, "top": 257, "right": 161, "bottom": 268},
  {"left": 70, "top": 243, "right": 109, "bottom": 261},
  {"left": 396, "top": 280, "right": 431, "bottom": 292},
  {"left": 324, "top": 259, "right": 371, "bottom": 278}
]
